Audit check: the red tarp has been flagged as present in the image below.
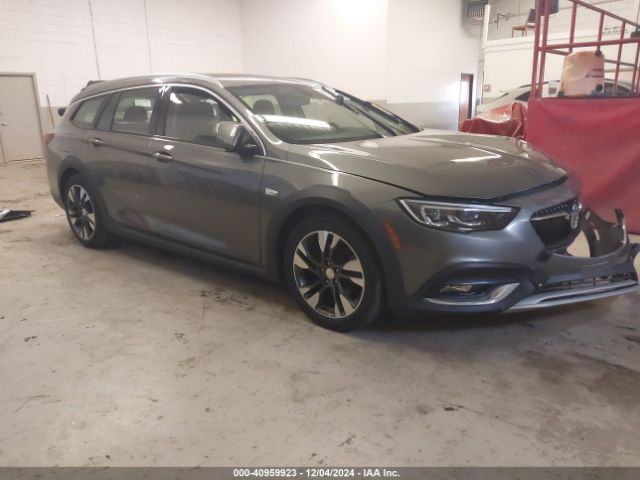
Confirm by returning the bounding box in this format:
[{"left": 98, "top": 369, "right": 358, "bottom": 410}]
[
  {"left": 459, "top": 102, "right": 528, "bottom": 138},
  {"left": 527, "top": 98, "right": 640, "bottom": 233}
]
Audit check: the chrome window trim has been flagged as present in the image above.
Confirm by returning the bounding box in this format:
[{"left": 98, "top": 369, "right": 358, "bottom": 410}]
[
  {"left": 68, "top": 83, "right": 162, "bottom": 107},
  {"left": 67, "top": 82, "right": 266, "bottom": 156},
  {"left": 70, "top": 85, "right": 162, "bottom": 137}
]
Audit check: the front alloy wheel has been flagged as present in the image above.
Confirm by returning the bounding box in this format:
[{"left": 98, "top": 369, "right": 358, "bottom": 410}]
[
  {"left": 285, "top": 215, "right": 383, "bottom": 332},
  {"left": 293, "top": 231, "right": 365, "bottom": 318}
]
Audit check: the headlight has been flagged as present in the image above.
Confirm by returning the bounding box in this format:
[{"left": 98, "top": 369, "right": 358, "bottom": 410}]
[{"left": 398, "top": 199, "right": 518, "bottom": 233}]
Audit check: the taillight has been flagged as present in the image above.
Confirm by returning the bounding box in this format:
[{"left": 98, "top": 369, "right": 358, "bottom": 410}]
[{"left": 43, "top": 132, "right": 55, "bottom": 145}]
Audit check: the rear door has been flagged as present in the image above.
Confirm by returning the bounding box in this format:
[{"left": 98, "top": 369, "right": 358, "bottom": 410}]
[
  {"left": 86, "top": 86, "right": 164, "bottom": 232},
  {"left": 146, "top": 85, "right": 264, "bottom": 264}
]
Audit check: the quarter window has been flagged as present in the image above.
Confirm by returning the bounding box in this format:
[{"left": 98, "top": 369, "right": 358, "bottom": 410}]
[
  {"left": 72, "top": 97, "right": 106, "bottom": 128},
  {"left": 111, "top": 87, "right": 161, "bottom": 135},
  {"left": 164, "top": 87, "right": 238, "bottom": 147}
]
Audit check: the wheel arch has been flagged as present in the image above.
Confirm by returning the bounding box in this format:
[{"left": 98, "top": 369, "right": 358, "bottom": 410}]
[
  {"left": 59, "top": 167, "right": 81, "bottom": 198},
  {"left": 58, "top": 156, "right": 90, "bottom": 196},
  {"left": 57, "top": 156, "right": 114, "bottom": 229},
  {"left": 266, "top": 191, "right": 404, "bottom": 305}
]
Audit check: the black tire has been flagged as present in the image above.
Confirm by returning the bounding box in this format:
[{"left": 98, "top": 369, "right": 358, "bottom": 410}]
[
  {"left": 284, "top": 214, "right": 383, "bottom": 332},
  {"left": 63, "top": 173, "right": 112, "bottom": 248}
]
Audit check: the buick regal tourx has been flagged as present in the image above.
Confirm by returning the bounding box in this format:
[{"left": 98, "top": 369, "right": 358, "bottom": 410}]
[{"left": 46, "top": 74, "right": 639, "bottom": 331}]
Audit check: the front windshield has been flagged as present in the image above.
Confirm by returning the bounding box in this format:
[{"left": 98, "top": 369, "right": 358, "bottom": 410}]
[{"left": 227, "top": 83, "right": 420, "bottom": 144}]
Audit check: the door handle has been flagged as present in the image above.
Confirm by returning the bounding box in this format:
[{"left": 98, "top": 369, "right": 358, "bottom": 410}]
[
  {"left": 0, "top": 122, "right": 7, "bottom": 126},
  {"left": 152, "top": 151, "right": 173, "bottom": 162},
  {"left": 90, "top": 138, "right": 104, "bottom": 147}
]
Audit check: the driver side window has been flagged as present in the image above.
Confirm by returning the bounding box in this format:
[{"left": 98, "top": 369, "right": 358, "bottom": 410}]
[{"left": 164, "top": 87, "right": 238, "bottom": 147}]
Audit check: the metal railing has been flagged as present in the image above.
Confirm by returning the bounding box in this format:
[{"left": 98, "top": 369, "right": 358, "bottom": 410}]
[{"left": 531, "top": 0, "right": 640, "bottom": 98}]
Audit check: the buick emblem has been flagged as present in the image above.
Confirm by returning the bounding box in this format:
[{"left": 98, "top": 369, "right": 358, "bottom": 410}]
[{"left": 569, "top": 199, "right": 582, "bottom": 229}]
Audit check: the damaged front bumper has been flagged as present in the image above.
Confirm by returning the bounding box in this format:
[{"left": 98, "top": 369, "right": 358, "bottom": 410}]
[
  {"left": 506, "top": 209, "right": 639, "bottom": 312},
  {"left": 416, "top": 209, "right": 638, "bottom": 314}
]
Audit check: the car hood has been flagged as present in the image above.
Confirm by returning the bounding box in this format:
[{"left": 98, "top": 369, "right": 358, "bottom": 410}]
[{"left": 286, "top": 131, "right": 567, "bottom": 200}]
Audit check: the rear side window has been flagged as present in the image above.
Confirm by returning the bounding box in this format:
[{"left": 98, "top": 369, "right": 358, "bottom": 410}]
[
  {"left": 72, "top": 97, "right": 106, "bottom": 128},
  {"left": 111, "top": 87, "right": 161, "bottom": 135}
]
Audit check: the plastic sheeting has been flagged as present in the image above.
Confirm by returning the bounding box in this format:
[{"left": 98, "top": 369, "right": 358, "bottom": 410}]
[
  {"left": 527, "top": 98, "right": 640, "bottom": 233},
  {"left": 459, "top": 102, "right": 528, "bottom": 138}
]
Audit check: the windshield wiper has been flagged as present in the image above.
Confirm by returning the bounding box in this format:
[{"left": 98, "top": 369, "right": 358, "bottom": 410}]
[
  {"left": 329, "top": 90, "right": 398, "bottom": 137},
  {"left": 335, "top": 89, "right": 420, "bottom": 133}
]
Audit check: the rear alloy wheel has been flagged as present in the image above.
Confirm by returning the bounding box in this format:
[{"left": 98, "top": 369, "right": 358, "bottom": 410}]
[
  {"left": 67, "top": 184, "right": 96, "bottom": 241},
  {"left": 64, "top": 174, "right": 111, "bottom": 248},
  {"left": 285, "top": 215, "right": 383, "bottom": 331}
]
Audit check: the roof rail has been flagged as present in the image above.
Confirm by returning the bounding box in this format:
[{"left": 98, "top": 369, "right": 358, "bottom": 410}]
[{"left": 81, "top": 80, "right": 104, "bottom": 90}]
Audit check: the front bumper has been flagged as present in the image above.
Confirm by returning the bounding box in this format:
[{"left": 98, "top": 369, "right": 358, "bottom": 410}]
[
  {"left": 504, "top": 210, "right": 639, "bottom": 312},
  {"left": 417, "top": 210, "right": 639, "bottom": 314},
  {"left": 373, "top": 189, "right": 639, "bottom": 316}
]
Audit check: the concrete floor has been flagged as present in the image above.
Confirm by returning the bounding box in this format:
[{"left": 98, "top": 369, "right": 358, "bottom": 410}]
[{"left": 0, "top": 160, "right": 639, "bottom": 467}]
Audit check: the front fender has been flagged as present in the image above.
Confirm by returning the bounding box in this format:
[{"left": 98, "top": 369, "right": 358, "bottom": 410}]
[{"left": 259, "top": 159, "right": 410, "bottom": 303}]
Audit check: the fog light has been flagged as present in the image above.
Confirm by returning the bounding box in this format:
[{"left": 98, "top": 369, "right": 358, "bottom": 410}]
[{"left": 439, "top": 284, "right": 477, "bottom": 295}]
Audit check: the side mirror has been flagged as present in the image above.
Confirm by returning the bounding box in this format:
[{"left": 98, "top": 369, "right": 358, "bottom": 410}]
[
  {"left": 57, "top": 107, "right": 66, "bottom": 117},
  {"left": 214, "top": 121, "right": 259, "bottom": 155}
]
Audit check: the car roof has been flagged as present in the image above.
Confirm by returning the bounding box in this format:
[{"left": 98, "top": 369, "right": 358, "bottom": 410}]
[{"left": 70, "top": 73, "right": 322, "bottom": 104}]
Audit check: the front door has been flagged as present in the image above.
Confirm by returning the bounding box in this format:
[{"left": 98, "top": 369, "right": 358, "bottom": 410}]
[
  {"left": 0, "top": 75, "right": 44, "bottom": 162},
  {"left": 147, "top": 86, "right": 264, "bottom": 264}
]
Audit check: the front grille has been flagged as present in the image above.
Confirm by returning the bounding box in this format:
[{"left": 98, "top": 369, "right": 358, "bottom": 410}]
[{"left": 531, "top": 197, "right": 581, "bottom": 249}]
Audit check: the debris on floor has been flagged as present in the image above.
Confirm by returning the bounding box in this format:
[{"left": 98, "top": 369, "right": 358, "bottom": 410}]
[{"left": 0, "top": 209, "right": 32, "bottom": 223}]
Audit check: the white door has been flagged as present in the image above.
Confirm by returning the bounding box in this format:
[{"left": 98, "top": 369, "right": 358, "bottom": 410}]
[{"left": 0, "top": 75, "right": 44, "bottom": 162}]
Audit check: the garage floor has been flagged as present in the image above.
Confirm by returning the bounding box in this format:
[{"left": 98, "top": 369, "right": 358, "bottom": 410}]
[{"left": 1, "top": 161, "right": 639, "bottom": 466}]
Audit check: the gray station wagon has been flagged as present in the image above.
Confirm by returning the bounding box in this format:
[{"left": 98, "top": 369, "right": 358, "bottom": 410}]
[{"left": 46, "top": 74, "right": 639, "bottom": 331}]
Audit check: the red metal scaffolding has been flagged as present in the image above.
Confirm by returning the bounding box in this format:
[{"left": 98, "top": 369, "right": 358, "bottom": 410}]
[
  {"left": 527, "top": 0, "right": 640, "bottom": 233},
  {"left": 531, "top": 0, "right": 640, "bottom": 98}
]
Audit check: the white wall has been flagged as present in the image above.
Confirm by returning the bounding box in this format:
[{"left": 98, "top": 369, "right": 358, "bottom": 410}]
[
  {"left": 1, "top": 0, "right": 483, "bottom": 131},
  {"left": 145, "top": 0, "right": 242, "bottom": 73},
  {"left": 0, "top": 0, "right": 98, "bottom": 110},
  {"left": 387, "top": 0, "right": 481, "bottom": 104},
  {"left": 240, "top": 0, "right": 388, "bottom": 101},
  {"left": 241, "top": 0, "right": 483, "bottom": 129},
  {"left": 386, "top": 0, "right": 482, "bottom": 128},
  {"left": 0, "top": 0, "right": 243, "bottom": 109}
]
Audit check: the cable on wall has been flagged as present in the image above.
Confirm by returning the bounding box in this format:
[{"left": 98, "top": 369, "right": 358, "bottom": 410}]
[
  {"left": 143, "top": 0, "right": 153, "bottom": 73},
  {"left": 87, "top": 0, "right": 102, "bottom": 79}
]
